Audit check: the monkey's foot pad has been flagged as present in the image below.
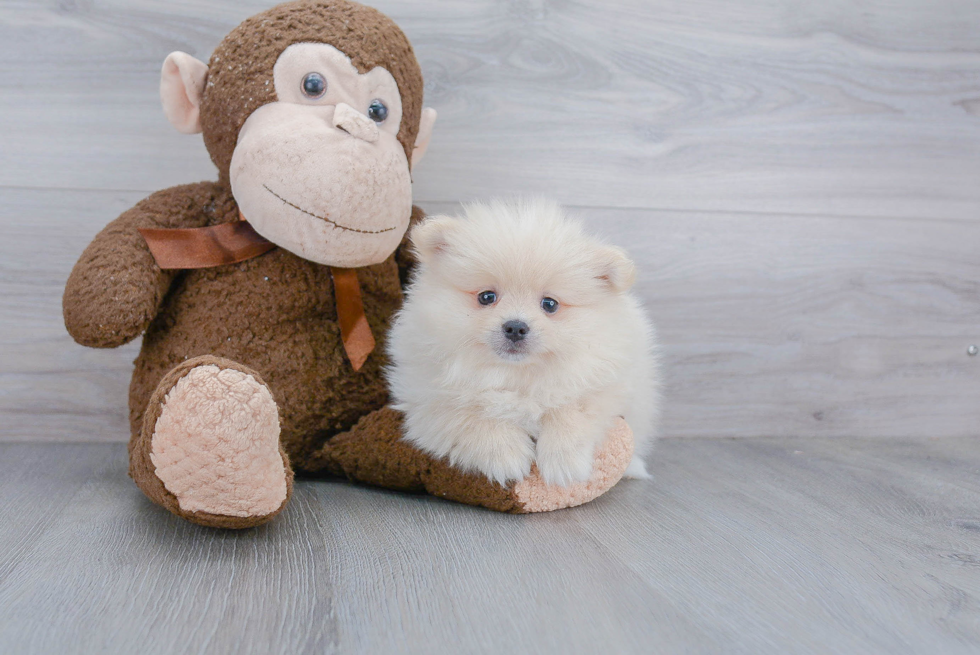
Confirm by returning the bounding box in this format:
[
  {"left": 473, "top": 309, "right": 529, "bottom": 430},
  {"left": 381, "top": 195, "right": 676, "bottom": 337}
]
[
  {"left": 137, "top": 358, "right": 292, "bottom": 528},
  {"left": 513, "top": 417, "right": 634, "bottom": 512}
]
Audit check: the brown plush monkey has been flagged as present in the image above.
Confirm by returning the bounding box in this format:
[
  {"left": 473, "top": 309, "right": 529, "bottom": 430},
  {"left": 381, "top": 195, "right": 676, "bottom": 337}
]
[{"left": 62, "top": 0, "right": 633, "bottom": 529}]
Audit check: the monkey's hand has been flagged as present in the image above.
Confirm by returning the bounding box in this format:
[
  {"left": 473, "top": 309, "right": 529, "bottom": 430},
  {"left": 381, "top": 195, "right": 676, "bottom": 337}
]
[{"left": 63, "top": 182, "right": 229, "bottom": 348}]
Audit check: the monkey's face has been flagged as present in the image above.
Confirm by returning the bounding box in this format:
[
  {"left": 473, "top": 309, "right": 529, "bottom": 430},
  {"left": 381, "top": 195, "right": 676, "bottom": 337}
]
[{"left": 228, "top": 43, "right": 415, "bottom": 268}]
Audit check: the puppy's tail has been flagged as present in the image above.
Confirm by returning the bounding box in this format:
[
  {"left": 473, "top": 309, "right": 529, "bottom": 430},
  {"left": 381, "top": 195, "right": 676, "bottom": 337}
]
[{"left": 623, "top": 457, "right": 652, "bottom": 480}]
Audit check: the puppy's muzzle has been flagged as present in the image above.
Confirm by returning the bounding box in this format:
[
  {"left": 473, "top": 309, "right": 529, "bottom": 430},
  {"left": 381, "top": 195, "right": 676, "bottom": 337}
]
[{"left": 502, "top": 320, "right": 529, "bottom": 343}]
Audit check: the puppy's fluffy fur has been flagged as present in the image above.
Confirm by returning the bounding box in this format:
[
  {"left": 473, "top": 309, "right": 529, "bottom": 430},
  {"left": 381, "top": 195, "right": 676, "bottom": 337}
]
[{"left": 387, "top": 199, "right": 660, "bottom": 487}]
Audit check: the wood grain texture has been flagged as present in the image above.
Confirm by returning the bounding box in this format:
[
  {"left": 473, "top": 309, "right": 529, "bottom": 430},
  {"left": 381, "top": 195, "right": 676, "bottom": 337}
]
[
  {"left": 0, "top": 0, "right": 978, "bottom": 219},
  {"left": 5, "top": 189, "right": 977, "bottom": 441},
  {"left": 0, "top": 439, "right": 977, "bottom": 654}
]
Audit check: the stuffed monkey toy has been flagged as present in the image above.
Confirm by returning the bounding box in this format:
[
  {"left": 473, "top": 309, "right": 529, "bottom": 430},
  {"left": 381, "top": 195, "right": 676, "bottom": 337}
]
[{"left": 62, "top": 0, "right": 633, "bottom": 529}]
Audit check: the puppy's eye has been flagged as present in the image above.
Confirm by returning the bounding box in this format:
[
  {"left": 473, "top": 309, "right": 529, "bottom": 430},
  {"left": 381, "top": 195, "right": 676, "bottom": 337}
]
[
  {"left": 302, "top": 72, "right": 327, "bottom": 98},
  {"left": 477, "top": 290, "right": 497, "bottom": 306},
  {"left": 541, "top": 297, "right": 559, "bottom": 314},
  {"left": 367, "top": 99, "right": 389, "bottom": 123}
]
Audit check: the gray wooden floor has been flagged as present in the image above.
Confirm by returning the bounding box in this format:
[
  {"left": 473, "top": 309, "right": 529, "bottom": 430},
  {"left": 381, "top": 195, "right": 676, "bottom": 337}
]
[{"left": 0, "top": 438, "right": 978, "bottom": 654}]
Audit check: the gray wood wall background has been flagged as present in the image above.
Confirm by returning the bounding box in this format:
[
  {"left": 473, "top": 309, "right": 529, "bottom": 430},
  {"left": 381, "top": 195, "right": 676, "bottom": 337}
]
[{"left": 1, "top": 0, "right": 978, "bottom": 442}]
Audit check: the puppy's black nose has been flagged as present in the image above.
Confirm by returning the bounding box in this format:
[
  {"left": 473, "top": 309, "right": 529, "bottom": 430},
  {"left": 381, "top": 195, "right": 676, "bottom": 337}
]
[{"left": 502, "top": 320, "right": 529, "bottom": 343}]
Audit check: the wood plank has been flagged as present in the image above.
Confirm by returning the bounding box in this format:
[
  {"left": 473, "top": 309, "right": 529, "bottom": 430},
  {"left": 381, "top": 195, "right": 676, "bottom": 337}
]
[
  {"left": 5, "top": 189, "right": 977, "bottom": 442},
  {"left": 0, "top": 439, "right": 977, "bottom": 653},
  {"left": 0, "top": 444, "right": 117, "bottom": 584},
  {"left": 580, "top": 436, "right": 980, "bottom": 654},
  {"left": 0, "top": 0, "right": 977, "bottom": 219}
]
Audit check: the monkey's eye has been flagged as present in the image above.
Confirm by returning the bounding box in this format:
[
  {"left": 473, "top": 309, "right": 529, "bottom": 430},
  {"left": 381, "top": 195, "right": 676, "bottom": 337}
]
[
  {"left": 367, "top": 99, "right": 389, "bottom": 123},
  {"left": 301, "top": 72, "right": 327, "bottom": 98},
  {"left": 541, "top": 297, "right": 559, "bottom": 314},
  {"left": 477, "top": 290, "right": 497, "bottom": 306}
]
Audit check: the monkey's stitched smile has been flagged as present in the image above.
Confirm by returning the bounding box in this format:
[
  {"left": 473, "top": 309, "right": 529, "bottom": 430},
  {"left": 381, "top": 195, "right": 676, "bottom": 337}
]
[{"left": 263, "top": 184, "right": 399, "bottom": 234}]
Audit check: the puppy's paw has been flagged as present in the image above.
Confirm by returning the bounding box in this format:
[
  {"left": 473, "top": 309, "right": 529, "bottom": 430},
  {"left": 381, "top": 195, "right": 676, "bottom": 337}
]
[
  {"left": 450, "top": 424, "right": 535, "bottom": 487},
  {"left": 535, "top": 438, "right": 596, "bottom": 488}
]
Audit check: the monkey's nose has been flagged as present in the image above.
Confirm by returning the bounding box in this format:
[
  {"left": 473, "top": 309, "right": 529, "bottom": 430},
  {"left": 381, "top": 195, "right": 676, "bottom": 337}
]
[
  {"left": 332, "top": 102, "right": 379, "bottom": 143},
  {"left": 502, "top": 320, "right": 529, "bottom": 343}
]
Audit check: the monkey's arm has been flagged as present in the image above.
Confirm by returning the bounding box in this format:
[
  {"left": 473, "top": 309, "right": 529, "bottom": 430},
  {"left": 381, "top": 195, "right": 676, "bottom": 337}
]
[
  {"left": 394, "top": 205, "right": 426, "bottom": 288},
  {"left": 63, "top": 182, "right": 230, "bottom": 348}
]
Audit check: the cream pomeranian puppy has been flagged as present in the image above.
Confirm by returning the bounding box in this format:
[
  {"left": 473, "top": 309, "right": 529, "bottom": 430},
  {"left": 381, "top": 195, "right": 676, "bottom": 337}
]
[{"left": 386, "top": 199, "right": 660, "bottom": 487}]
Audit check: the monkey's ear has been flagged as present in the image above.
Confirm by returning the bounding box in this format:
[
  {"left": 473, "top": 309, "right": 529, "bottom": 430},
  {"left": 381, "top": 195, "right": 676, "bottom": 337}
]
[
  {"left": 160, "top": 52, "right": 209, "bottom": 134},
  {"left": 411, "top": 108, "right": 437, "bottom": 168},
  {"left": 593, "top": 245, "right": 636, "bottom": 293},
  {"left": 410, "top": 214, "right": 455, "bottom": 264}
]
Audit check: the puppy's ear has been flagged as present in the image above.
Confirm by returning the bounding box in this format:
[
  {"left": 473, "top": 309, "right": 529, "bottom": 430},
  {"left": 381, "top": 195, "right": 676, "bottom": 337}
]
[
  {"left": 593, "top": 245, "right": 636, "bottom": 293},
  {"left": 410, "top": 215, "right": 456, "bottom": 264}
]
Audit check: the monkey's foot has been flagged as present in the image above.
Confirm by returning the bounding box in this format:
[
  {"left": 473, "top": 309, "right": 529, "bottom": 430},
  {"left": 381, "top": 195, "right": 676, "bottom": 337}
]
[
  {"left": 130, "top": 356, "right": 293, "bottom": 529},
  {"left": 304, "top": 408, "right": 632, "bottom": 513},
  {"left": 512, "top": 418, "right": 633, "bottom": 512}
]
